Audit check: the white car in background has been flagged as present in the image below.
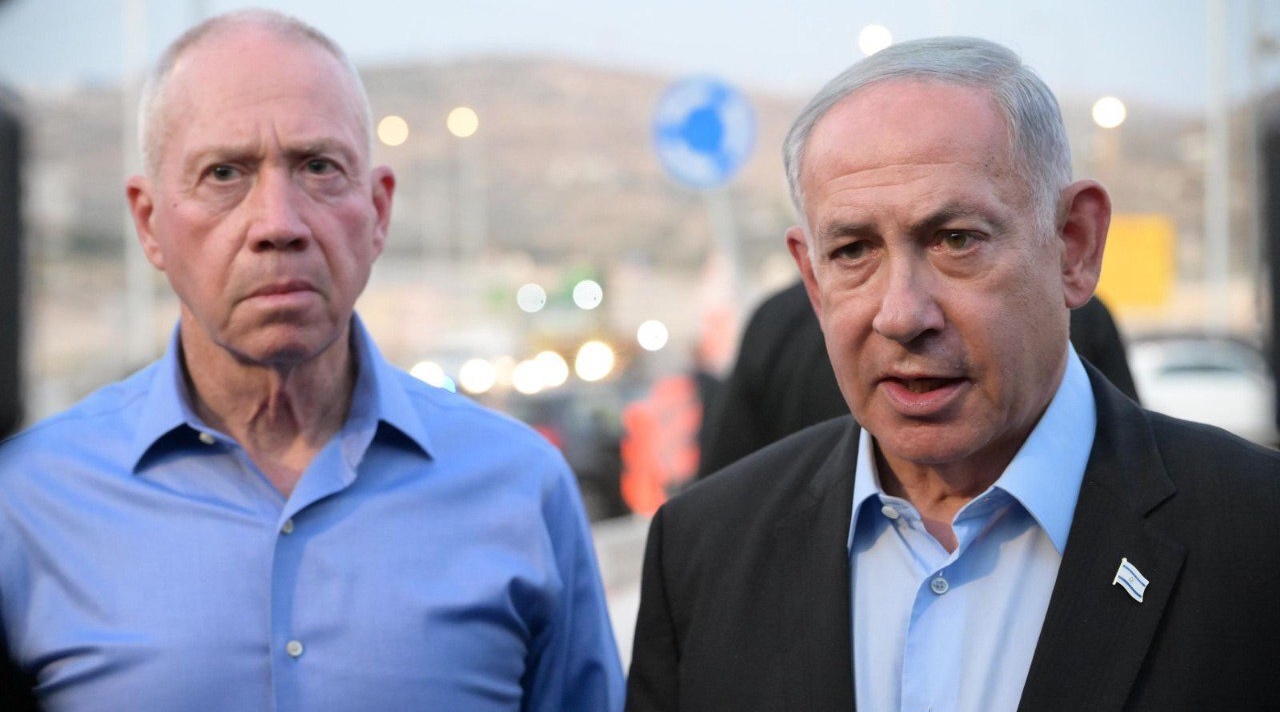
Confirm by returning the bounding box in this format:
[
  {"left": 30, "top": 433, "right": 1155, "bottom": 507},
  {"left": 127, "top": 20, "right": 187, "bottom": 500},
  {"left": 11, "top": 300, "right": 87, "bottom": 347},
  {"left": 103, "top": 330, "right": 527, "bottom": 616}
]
[{"left": 1128, "top": 333, "right": 1278, "bottom": 448}]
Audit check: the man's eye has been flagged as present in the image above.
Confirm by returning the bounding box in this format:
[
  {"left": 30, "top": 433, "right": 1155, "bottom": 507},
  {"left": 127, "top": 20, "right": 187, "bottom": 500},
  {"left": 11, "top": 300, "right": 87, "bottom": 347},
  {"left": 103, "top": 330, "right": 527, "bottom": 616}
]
[
  {"left": 940, "top": 231, "right": 976, "bottom": 250},
  {"left": 305, "top": 158, "right": 336, "bottom": 174},
  {"left": 208, "top": 165, "right": 240, "bottom": 181},
  {"left": 831, "top": 241, "right": 869, "bottom": 261}
]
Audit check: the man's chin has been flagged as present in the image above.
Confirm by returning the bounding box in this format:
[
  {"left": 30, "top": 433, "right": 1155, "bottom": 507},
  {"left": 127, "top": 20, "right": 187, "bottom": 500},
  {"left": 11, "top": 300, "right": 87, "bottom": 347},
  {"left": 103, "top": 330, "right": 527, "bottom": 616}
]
[
  {"left": 867, "top": 419, "right": 988, "bottom": 469},
  {"left": 222, "top": 325, "right": 344, "bottom": 369}
]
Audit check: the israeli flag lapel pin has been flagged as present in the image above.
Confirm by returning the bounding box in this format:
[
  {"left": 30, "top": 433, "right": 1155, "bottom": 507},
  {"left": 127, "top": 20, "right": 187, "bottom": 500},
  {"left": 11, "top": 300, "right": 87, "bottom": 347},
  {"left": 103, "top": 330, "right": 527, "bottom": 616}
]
[{"left": 1112, "top": 557, "right": 1149, "bottom": 603}]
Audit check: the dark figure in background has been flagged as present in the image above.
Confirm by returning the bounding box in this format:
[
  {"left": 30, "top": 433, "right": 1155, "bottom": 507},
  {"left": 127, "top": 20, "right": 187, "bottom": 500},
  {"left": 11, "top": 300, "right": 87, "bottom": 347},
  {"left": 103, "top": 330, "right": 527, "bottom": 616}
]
[
  {"left": 697, "top": 282, "right": 1138, "bottom": 477},
  {"left": 696, "top": 281, "right": 845, "bottom": 477},
  {"left": 0, "top": 83, "right": 39, "bottom": 712},
  {"left": 1070, "top": 294, "right": 1139, "bottom": 400}
]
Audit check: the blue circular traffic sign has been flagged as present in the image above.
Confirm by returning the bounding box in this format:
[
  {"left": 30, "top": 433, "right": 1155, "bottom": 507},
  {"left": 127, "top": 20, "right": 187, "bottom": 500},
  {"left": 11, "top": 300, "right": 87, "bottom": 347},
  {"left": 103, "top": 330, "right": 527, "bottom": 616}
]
[{"left": 653, "top": 76, "right": 755, "bottom": 190}]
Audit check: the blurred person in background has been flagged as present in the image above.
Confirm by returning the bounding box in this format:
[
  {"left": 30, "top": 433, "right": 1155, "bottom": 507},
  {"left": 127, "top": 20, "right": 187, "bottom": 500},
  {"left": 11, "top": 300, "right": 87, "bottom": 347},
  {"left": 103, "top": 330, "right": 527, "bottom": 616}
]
[
  {"left": 696, "top": 279, "right": 1137, "bottom": 477},
  {"left": 627, "top": 36, "right": 1280, "bottom": 712},
  {"left": 0, "top": 9, "right": 622, "bottom": 711}
]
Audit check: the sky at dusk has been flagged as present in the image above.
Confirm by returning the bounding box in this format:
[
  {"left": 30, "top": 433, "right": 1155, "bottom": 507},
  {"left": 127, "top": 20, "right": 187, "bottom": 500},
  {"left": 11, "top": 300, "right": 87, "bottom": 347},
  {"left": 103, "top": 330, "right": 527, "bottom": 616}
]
[{"left": 3, "top": 0, "right": 1279, "bottom": 112}]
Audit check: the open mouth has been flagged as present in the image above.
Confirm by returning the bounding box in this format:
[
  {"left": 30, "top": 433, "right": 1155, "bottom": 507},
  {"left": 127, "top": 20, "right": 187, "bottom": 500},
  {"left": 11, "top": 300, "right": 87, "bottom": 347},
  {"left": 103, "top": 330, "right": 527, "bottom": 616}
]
[{"left": 896, "top": 377, "right": 961, "bottom": 394}]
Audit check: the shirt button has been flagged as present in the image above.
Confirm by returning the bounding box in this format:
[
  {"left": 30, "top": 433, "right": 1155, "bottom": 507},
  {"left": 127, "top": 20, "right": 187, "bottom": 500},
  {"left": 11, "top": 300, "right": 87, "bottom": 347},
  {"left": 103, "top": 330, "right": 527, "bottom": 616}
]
[
  {"left": 281, "top": 519, "right": 295, "bottom": 535},
  {"left": 930, "top": 576, "right": 950, "bottom": 595},
  {"left": 198, "top": 432, "right": 216, "bottom": 445},
  {"left": 880, "top": 505, "right": 900, "bottom": 520},
  {"left": 286, "top": 640, "right": 304, "bottom": 658}
]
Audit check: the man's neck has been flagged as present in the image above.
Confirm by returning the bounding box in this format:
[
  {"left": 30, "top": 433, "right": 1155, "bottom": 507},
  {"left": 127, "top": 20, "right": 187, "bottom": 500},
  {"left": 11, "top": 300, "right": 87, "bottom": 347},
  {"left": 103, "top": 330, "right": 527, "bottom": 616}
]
[
  {"left": 180, "top": 324, "right": 357, "bottom": 497},
  {"left": 875, "top": 446, "right": 1015, "bottom": 553}
]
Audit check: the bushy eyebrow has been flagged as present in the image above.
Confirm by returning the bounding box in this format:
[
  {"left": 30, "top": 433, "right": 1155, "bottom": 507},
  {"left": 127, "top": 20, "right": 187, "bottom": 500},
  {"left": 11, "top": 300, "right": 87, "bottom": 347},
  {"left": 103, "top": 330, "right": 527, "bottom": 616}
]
[
  {"left": 182, "top": 138, "right": 360, "bottom": 174},
  {"left": 288, "top": 139, "right": 359, "bottom": 166},
  {"left": 817, "top": 201, "right": 1007, "bottom": 243},
  {"left": 915, "top": 203, "right": 1006, "bottom": 236}
]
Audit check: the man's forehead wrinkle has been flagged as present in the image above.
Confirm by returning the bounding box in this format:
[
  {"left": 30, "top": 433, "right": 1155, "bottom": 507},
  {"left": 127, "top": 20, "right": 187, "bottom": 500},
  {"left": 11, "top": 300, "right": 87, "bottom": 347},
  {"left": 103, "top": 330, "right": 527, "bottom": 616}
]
[
  {"left": 813, "top": 179, "right": 1007, "bottom": 243},
  {"left": 816, "top": 160, "right": 965, "bottom": 193},
  {"left": 810, "top": 161, "right": 971, "bottom": 217},
  {"left": 171, "top": 94, "right": 365, "bottom": 165}
]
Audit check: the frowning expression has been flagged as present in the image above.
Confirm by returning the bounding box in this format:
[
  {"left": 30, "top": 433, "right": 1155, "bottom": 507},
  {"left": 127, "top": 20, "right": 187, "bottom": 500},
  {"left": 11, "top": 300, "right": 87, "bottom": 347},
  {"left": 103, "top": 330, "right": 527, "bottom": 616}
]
[{"left": 129, "top": 27, "right": 393, "bottom": 368}]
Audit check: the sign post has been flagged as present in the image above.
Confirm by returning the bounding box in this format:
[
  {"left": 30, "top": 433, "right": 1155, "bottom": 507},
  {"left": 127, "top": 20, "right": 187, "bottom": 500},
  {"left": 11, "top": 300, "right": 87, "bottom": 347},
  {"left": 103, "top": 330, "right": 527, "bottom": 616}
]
[{"left": 652, "top": 77, "right": 755, "bottom": 295}]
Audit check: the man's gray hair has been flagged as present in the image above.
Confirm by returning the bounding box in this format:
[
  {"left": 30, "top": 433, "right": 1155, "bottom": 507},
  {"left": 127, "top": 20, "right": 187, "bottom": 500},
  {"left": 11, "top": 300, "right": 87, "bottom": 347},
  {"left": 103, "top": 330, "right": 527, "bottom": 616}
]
[
  {"left": 137, "top": 8, "right": 373, "bottom": 177},
  {"left": 783, "top": 36, "right": 1072, "bottom": 235}
]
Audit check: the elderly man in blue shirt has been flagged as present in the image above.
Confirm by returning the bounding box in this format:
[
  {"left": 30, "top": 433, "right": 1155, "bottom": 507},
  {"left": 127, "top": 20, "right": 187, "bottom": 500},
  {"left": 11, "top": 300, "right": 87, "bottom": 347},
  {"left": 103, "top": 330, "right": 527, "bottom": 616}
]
[{"left": 0, "top": 9, "right": 623, "bottom": 711}]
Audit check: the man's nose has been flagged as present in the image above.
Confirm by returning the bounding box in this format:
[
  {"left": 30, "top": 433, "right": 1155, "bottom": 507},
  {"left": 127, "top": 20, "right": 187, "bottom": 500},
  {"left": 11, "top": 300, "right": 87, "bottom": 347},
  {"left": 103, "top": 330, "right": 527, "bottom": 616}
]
[
  {"left": 871, "top": 260, "right": 945, "bottom": 344},
  {"left": 245, "top": 170, "right": 310, "bottom": 253}
]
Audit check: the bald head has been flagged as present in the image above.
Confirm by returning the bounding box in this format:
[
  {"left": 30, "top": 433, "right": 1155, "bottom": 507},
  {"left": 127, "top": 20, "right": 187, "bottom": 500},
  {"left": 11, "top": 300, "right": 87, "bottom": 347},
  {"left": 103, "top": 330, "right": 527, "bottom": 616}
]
[{"left": 138, "top": 9, "right": 373, "bottom": 178}]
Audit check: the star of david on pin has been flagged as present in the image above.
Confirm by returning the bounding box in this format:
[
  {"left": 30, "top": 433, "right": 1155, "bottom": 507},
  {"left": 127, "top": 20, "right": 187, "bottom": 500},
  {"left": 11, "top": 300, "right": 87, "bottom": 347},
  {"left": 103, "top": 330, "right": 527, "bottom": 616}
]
[{"left": 1112, "top": 557, "right": 1149, "bottom": 603}]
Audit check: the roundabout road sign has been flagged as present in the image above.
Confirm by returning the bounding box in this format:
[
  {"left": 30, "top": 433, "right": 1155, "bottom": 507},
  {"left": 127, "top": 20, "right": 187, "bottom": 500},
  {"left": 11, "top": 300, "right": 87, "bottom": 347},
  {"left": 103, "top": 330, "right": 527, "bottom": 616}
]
[{"left": 652, "top": 76, "right": 755, "bottom": 190}]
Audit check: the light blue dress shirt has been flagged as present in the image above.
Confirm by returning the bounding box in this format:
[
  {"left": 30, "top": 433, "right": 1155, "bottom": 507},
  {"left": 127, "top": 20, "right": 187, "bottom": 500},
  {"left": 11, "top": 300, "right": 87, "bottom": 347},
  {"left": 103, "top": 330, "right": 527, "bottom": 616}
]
[
  {"left": 848, "top": 346, "right": 1095, "bottom": 712},
  {"left": 0, "top": 317, "right": 624, "bottom": 712}
]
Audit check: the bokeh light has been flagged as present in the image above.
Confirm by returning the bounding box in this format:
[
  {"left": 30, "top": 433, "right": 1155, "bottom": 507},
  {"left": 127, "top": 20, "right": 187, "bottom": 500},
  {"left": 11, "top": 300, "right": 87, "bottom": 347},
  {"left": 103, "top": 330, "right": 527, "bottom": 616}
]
[
  {"left": 447, "top": 106, "right": 480, "bottom": 138},
  {"left": 858, "top": 25, "right": 893, "bottom": 56},
  {"left": 512, "top": 359, "right": 546, "bottom": 395},
  {"left": 573, "top": 279, "right": 604, "bottom": 310},
  {"left": 458, "top": 358, "right": 497, "bottom": 394},
  {"left": 575, "top": 340, "right": 616, "bottom": 382},
  {"left": 1092, "top": 96, "right": 1127, "bottom": 129},
  {"left": 376, "top": 115, "right": 409, "bottom": 146},
  {"left": 535, "top": 350, "right": 570, "bottom": 388},
  {"left": 517, "top": 283, "right": 547, "bottom": 313},
  {"left": 636, "top": 320, "right": 669, "bottom": 352}
]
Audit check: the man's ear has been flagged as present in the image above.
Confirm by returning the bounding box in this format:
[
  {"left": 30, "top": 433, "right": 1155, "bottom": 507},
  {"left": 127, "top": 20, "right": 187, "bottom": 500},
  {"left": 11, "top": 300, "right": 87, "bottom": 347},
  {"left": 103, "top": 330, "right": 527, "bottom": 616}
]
[
  {"left": 1057, "top": 179, "right": 1111, "bottom": 309},
  {"left": 126, "top": 175, "right": 166, "bottom": 271},
  {"left": 369, "top": 166, "right": 396, "bottom": 256},
  {"left": 786, "top": 225, "right": 823, "bottom": 321}
]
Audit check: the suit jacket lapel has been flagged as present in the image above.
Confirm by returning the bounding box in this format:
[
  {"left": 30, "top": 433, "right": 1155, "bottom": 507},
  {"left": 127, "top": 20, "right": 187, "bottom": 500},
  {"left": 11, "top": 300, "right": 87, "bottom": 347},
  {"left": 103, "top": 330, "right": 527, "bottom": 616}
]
[
  {"left": 1018, "top": 368, "right": 1187, "bottom": 712},
  {"left": 775, "top": 421, "right": 858, "bottom": 712}
]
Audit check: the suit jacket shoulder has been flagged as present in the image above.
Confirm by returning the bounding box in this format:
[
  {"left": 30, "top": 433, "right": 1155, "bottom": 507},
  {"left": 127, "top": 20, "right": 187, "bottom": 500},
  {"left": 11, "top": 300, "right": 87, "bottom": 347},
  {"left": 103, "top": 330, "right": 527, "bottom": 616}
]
[
  {"left": 1020, "top": 369, "right": 1280, "bottom": 712},
  {"left": 628, "top": 417, "right": 857, "bottom": 712}
]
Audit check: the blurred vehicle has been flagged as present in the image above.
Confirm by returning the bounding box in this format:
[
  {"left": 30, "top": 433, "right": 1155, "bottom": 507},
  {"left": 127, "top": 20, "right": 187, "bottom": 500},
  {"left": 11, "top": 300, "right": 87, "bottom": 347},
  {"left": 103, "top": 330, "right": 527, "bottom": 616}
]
[
  {"left": 1128, "top": 332, "right": 1277, "bottom": 448},
  {"left": 507, "top": 383, "right": 633, "bottom": 522}
]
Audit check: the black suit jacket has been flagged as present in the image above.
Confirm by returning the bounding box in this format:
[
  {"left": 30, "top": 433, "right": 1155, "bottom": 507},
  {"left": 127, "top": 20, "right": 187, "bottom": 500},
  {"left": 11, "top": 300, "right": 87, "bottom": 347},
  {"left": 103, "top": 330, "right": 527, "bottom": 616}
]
[{"left": 627, "top": 367, "right": 1280, "bottom": 711}]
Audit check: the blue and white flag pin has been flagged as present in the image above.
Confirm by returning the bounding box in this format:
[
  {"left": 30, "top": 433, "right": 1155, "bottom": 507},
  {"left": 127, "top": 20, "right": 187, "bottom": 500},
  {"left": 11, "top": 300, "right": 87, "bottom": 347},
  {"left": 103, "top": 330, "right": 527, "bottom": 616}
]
[{"left": 1113, "top": 557, "right": 1149, "bottom": 603}]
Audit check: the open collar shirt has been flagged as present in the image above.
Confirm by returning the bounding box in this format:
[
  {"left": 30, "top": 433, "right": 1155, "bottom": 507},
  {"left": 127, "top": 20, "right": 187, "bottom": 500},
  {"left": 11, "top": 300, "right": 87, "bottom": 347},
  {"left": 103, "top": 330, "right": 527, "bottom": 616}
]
[
  {"left": 0, "top": 316, "right": 623, "bottom": 712},
  {"left": 848, "top": 346, "right": 1096, "bottom": 712}
]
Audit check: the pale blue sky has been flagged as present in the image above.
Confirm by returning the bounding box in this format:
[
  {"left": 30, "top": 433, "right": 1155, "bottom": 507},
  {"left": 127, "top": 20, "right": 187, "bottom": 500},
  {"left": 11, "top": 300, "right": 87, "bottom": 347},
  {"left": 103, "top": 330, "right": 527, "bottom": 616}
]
[{"left": 1, "top": 0, "right": 1278, "bottom": 111}]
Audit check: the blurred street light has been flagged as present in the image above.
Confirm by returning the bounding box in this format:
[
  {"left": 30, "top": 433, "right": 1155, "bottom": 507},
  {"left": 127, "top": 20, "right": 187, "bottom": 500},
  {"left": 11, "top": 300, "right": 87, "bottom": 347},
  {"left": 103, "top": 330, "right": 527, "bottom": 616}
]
[
  {"left": 1091, "top": 97, "right": 1127, "bottom": 129},
  {"left": 377, "top": 115, "right": 409, "bottom": 146},
  {"left": 858, "top": 25, "right": 893, "bottom": 56},
  {"left": 1089, "top": 96, "right": 1126, "bottom": 178},
  {"left": 637, "top": 320, "right": 669, "bottom": 352},
  {"left": 517, "top": 283, "right": 548, "bottom": 313},
  {"left": 572, "top": 279, "right": 604, "bottom": 310},
  {"left": 446, "top": 106, "right": 480, "bottom": 138},
  {"left": 575, "top": 341, "right": 616, "bottom": 382},
  {"left": 513, "top": 359, "right": 545, "bottom": 395},
  {"left": 459, "top": 358, "right": 497, "bottom": 394},
  {"left": 445, "top": 106, "right": 485, "bottom": 262},
  {"left": 535, "top": 351, "right": 571, "bottom": 388}
]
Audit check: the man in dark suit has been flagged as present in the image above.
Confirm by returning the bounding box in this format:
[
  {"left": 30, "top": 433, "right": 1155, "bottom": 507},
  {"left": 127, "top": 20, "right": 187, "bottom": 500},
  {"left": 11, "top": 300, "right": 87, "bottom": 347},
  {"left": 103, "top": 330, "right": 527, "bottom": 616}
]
[{"left": 627, "top": 36, "right": 1280, "bottom": 712}]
